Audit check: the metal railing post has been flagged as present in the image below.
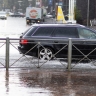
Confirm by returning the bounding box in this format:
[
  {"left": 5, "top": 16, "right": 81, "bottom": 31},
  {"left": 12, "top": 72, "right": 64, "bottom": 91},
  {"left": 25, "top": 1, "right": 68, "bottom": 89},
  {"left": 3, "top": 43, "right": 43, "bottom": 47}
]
[
  {"left": 67, "top": 38, "right": 72, "bottom": 71},
  {"left": 37, "top": 42, "right": 40, "bottom": 68},
  {"left": 5, "top": 37, "right": 10, "bottom": 70}
]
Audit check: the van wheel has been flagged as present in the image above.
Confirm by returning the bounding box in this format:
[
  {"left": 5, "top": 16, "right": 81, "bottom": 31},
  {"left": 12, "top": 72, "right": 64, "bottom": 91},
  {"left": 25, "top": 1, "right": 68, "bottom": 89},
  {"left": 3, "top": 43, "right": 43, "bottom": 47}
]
[{"left": 39, "top": 47, "right": 53, "bottom": 60}]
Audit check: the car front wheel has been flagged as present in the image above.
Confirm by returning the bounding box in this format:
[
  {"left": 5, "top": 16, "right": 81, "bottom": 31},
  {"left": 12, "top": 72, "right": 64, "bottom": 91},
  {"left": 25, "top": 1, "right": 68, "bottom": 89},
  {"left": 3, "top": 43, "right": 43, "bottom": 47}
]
[{"left": 39, "top": 47, "right": 53, "bottom": 60}]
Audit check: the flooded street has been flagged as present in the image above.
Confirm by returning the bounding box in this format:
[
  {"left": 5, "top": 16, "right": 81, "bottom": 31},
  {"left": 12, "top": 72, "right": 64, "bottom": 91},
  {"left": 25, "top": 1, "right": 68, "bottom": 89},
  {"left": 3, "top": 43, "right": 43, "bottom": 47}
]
[
  {"left": 0, "top": 17, "right": 30, "bottom": 38},
  {"left": 1, "top": 17, "right": 96, "bottom": 96},
  {"left": 1, "top": 69, "right": 96, "bottom": 96}
]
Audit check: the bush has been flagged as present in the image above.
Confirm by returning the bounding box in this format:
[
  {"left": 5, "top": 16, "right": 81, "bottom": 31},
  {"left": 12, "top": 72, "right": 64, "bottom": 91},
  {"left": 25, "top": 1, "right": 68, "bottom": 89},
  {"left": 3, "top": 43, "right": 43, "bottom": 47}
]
[{"left": 74, "top": 7, "right": 83, "bottom": 24}]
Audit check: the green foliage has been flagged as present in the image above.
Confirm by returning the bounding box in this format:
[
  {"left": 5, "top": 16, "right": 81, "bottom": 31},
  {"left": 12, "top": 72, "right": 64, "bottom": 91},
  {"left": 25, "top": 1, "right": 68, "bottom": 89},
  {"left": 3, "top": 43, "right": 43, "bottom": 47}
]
[
  {"left": 74, "top": 7, "right": 82, "bottom": 20},
  {"left": 74, "top": 7, "right": 83, "bottom": 24}
]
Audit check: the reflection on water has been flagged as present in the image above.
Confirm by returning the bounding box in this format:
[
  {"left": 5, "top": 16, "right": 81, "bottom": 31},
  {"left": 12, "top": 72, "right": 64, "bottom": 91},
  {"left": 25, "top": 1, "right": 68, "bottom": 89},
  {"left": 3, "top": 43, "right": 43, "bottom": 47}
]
[
  {"left": 5, "top": 71, "right": 9, "bottom": 93},
  {"left": 1, "top": 69, "right": 96, "bottom": 96}
]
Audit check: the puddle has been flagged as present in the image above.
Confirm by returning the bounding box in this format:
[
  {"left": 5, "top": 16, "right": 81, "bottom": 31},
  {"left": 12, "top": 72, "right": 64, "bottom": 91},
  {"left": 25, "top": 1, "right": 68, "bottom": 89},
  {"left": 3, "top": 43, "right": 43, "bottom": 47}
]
[{"left": 1, "top": 69, "right": 96, "bottom": 96}]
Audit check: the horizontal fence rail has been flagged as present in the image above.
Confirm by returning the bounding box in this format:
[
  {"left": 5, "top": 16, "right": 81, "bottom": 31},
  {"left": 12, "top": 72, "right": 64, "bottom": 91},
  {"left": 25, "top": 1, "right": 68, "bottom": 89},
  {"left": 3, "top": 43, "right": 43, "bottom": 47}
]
[{"left": 0, "top": 37, "right": 96, "bottom": 71}]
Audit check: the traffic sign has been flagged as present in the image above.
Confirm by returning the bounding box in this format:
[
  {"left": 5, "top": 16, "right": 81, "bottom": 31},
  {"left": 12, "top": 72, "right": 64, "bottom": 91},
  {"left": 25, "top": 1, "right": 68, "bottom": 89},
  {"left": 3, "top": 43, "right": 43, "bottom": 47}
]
[{"left": 48, "top": 0, "right": 53, "bottom": 5}]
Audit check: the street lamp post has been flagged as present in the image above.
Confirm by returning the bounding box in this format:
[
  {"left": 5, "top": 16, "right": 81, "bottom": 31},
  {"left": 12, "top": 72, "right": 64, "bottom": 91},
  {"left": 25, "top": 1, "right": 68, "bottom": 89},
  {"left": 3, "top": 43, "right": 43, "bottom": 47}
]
[
  {"left": 87, "top": 0, "right": 89, "bottom": 26},
  {"left": 68, "top": 0, "right": 76, "bottom": 23},
  {"left": 69, "top": 0, "right": 74, "bottom": 20}
]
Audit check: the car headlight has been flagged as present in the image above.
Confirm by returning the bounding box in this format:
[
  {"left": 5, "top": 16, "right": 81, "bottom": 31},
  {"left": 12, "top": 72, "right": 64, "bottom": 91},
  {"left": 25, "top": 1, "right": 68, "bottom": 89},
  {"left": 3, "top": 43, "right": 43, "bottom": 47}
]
[{"left": 27, "top": 20, "right": 29, "bottom": 22}]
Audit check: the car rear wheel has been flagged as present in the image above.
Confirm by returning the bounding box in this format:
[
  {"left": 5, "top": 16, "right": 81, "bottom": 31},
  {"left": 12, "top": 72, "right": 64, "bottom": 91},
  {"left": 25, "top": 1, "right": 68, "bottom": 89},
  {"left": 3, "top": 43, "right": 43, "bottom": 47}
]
[{"left": 39, "top": 47, "right": 53, "bottom": 60}]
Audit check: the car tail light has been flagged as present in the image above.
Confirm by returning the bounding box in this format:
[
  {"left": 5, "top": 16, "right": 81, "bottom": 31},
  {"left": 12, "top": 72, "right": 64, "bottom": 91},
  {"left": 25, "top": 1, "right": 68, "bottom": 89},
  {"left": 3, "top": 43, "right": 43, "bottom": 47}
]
[{"left": 20, "top": 39, "right": 28, "bottom": 44}]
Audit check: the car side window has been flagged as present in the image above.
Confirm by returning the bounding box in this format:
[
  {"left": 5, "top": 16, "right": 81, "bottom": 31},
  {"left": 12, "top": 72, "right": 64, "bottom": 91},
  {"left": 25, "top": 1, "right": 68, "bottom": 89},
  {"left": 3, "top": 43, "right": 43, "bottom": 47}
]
[
  {"left": 53, "top": 27, "right": 78, "bottom": 38},
  {"left": 24, "top": 26, "right": 37, "bottom": 36},
  {"left": 33, "top": 27, "right": 54, "bottom": 36},
  {"left": 77, "top": 28, "right": 96, "bottom": 39}
]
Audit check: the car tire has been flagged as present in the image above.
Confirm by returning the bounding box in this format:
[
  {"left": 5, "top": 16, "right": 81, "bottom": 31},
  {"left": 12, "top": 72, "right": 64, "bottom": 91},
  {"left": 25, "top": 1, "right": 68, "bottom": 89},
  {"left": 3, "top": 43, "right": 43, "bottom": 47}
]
[
  {"left": 43, "top": 19, "right": 45, "bottom": 22},
  {"left": 39, "top": 47, "right": 54, "bottom": 60},
  {"left": 26, "top": 22, "right": 29, "bottom": 25}
]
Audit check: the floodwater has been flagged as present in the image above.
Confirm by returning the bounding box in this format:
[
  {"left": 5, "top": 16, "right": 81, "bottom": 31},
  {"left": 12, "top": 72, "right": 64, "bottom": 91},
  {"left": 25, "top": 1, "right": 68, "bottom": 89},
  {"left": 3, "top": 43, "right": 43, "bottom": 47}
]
[
  {"left": 1, "top": 69, "right": 96, "bottom": 96},
  {"left": 1, "top": 17, "right": 96, "bottom": 96},
  {"left": 0, "top": 17, "right": 30, "bottom": 38}
]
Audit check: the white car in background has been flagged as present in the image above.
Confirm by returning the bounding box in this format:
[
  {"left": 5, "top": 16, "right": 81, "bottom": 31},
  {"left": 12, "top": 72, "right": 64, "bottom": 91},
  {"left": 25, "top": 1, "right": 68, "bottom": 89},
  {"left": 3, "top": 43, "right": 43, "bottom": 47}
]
[
  {"left": 8, "top": 12, "right": 14, "bottom": 16},
  {"left": 0, "top": 11, "right": 7, "bottom": 20},
  {"left": 46, "top": 13, "right": 53, "bottom": 18}
]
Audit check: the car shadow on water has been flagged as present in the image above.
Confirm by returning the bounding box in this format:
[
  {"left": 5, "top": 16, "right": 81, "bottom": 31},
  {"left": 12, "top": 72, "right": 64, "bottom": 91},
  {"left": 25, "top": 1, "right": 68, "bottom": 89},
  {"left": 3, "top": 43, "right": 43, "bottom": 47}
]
[{"left": 2, "top": 69, "right": 96, "bottom": 96}]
